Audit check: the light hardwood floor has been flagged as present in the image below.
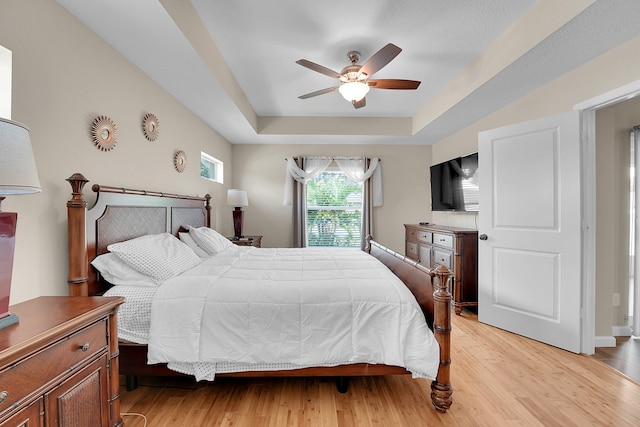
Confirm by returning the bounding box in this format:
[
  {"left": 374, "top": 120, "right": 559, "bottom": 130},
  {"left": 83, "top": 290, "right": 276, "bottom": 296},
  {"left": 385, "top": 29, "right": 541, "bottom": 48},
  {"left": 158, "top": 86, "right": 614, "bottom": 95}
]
[
  {"left": 119, "top": 312, "right": 640, "bottom": 426},
  {"left": 593, "top": 336, "right": 640, "bottom": 383}
]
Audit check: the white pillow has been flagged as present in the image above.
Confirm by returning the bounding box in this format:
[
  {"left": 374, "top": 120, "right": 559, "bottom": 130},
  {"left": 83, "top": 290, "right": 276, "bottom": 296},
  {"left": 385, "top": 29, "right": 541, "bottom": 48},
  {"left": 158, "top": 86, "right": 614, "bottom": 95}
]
[
  {"left": 188, "top": 226, "right": 233, "bottom": 255},
  {"left": 107, "top": 233, "right": 202, "bottom": 282},
  {"left": 91, "top": 253, "right": 157, "bottom": 287},
  {"left": 178, "top": 232, "right": 209, "bottom": 258}
]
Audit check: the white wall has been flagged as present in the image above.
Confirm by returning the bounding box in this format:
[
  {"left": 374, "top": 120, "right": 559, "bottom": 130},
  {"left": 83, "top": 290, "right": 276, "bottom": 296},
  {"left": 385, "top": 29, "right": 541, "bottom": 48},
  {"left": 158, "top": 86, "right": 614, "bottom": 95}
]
[
  {"left": 0, "top": 0, "right": 233, "bottom": 304},
  {"left": 231, "top": 144, "right": 432, "bottom": 253}
]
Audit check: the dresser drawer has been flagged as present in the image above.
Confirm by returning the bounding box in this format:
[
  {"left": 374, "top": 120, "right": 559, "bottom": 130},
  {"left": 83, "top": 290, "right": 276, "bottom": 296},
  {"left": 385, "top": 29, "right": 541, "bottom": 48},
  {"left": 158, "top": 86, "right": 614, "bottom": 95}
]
[
  {"left": 418, "top": 245, "right": 432, "bottom": 267},
  {"left": 406, "top": 228, "right": 417, "bottom": 241},
  {"left": 416, "top": 231, "right": 432, "bottom": 244},
  {"left": 433, "top": 233, "right": 453, "bottom": 249},
  {"left": 0, "top": 319, "right": 108, "bottom": 417},
  {"left": 406, "top": 241, "right": 419, "bottom": 260},
  {"left": 433, "top": 249, "right": 453, "bottom": 269}
]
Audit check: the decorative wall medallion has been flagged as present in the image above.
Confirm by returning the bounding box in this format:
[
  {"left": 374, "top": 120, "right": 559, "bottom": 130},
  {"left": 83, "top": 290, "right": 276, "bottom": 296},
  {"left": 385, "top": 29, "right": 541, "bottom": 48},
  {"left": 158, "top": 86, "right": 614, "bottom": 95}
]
[
  {"left": 142, "top": 113, "right": 159, "bottom": 141},
  {"left": 174, "top": 150, "right": 187, "bottom": 172},
  {"left": 91, "top": 116, "right": 117, "bottom": 151}
]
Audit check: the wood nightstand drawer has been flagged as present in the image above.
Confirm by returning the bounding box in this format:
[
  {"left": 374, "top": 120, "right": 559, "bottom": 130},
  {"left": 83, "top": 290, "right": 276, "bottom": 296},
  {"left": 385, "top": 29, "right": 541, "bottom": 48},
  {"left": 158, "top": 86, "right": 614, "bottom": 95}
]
[
  {"left": 228, "top": 235, "right": 262, "bottom": 247},
  {"left": 0, "top": 319, "right": 107, "bottom": 417}
]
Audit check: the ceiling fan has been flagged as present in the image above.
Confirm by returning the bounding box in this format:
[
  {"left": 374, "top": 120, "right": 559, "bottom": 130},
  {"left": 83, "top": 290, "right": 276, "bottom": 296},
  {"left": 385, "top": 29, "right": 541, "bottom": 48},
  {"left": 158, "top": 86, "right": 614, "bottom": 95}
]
[{"left": 296, "top": 43, "right": 421, "bottom": 109}]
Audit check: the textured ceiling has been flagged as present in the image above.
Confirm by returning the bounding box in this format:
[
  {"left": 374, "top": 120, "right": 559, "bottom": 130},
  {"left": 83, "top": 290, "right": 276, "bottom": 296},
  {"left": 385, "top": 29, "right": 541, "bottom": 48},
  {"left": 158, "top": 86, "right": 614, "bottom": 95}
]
[{"left": 57, "top": 0, "right": 640, "bottom": 145}]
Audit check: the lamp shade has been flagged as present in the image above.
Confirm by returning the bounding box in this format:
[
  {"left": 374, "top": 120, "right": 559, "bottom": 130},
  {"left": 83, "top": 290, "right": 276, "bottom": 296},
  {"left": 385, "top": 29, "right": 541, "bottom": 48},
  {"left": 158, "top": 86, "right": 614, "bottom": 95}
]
[
  {"left": 0, "top": 118, "right": 41, "bottom": 195},
  {"left": 338, "top": 81, "right": 370, "bottom": 102},
  {"left": 226, "top": 189, "right": 248, "bottom": 207}
]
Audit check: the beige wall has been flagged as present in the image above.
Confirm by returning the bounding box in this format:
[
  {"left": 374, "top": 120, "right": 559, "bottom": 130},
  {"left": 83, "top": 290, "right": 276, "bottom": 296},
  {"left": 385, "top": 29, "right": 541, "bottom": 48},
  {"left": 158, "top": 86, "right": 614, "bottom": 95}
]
[
  {"left": 231, "top": 144, "right": 432, "bottom": 253},
  {"left": 595, "top": 96, "right": 640, "bottom": 333},
  {"left": 0, "top": 0, "right": 233, "bottom": 304},
  {"left": 3, "top": 0, "right": 640, "bottom": 342},
  {"left": 430, "top": 35, "right": 640, "bottom": 336}
]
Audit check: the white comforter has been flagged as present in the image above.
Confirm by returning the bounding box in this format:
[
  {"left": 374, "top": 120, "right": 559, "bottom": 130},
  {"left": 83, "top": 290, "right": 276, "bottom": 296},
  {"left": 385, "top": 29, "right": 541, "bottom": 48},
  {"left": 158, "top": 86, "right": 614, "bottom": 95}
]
[{"left": 147, "top": 245, "right": 440, "bottom": 380}]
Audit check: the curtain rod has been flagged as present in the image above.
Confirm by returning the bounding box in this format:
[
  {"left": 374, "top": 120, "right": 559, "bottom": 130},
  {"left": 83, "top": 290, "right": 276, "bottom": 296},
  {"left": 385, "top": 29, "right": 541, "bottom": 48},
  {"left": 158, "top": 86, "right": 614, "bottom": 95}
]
[{"left": 284, "top": 156, "right": 381, "bottom": 161}]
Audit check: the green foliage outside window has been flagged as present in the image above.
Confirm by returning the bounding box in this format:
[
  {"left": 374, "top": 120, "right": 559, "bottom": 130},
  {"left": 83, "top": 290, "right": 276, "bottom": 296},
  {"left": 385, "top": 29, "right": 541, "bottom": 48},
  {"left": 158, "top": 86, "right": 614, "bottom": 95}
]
[
  {"left": 306, "top": 172, "right": 362, "bottom": 247},
  {"left": 200, "top": 159, "right": 211, "bottom": 179}
]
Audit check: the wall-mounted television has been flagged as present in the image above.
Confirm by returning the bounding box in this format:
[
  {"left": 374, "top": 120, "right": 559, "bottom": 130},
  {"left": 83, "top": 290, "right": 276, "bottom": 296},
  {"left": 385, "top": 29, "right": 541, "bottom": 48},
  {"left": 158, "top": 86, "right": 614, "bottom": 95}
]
[{"left": 430, "top": 152, "right": 479, "bottom": 212}]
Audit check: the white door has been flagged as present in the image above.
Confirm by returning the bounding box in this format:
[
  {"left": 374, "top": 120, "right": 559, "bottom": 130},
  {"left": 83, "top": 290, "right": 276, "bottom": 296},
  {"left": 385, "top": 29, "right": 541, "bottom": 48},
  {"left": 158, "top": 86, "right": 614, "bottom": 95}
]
[{"left": 478, "top": 111, "right": 582, "bottom": 353}]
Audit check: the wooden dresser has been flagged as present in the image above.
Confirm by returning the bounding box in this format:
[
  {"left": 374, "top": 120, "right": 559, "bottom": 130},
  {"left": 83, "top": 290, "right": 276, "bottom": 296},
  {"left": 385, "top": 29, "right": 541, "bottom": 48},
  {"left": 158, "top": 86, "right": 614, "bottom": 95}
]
[
  {"left": 405, "top": 224, "right": 478, "bottom": 314},
  {"left": 0, "top": 296, "right": 124, "bottom": 427}
]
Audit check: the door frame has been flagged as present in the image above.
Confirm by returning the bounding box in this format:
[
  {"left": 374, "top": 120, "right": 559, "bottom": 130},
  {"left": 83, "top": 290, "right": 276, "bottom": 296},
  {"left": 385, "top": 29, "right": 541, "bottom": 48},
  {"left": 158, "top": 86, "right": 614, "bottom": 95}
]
[{"left": 576, "top": 79, "right": 640, "bottom": 354}]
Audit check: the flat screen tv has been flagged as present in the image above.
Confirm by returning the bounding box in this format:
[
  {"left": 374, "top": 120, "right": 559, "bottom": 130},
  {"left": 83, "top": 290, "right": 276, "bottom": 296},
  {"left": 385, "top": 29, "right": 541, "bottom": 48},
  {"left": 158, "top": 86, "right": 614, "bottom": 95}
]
[{"left": 430, "top": 152, "right": 479, "bottom": 212}]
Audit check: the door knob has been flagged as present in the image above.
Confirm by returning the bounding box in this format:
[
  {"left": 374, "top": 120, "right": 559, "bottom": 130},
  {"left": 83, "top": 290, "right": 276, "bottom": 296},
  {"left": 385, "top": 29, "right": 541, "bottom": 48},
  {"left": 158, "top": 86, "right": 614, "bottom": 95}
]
[{"left": 479, "top": 234, "right": 488, "bottom": 240}]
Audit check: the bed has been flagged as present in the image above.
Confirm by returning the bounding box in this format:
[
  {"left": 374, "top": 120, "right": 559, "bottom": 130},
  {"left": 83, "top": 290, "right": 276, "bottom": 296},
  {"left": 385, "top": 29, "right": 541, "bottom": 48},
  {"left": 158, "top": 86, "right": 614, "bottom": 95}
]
[{"left": 65, "top": 173, "right": 453, "bottom": 414}]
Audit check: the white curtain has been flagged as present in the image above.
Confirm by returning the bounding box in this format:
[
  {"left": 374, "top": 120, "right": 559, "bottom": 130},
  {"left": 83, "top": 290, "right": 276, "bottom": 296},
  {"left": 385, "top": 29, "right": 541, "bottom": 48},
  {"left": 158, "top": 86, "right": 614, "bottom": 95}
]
[
  {"left": 283, "top": 157, "right": 331, "bottom": 205},
  {"left": 334, "top": 158, "right": 383, "bottom": 207},
  {"left": 283, "top": 156, "right": 383, "bottom": 207},
  {"left": 283, "top": 156, "right": 383, "bottom": 249}
]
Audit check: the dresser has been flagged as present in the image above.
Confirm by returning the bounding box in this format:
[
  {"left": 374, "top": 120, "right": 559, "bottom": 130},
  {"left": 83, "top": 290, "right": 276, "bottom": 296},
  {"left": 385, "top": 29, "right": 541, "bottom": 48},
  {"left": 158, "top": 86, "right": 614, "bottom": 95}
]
[
  {"left": 405, "top": 224, "right": 478, "bottom": 314},
  {"left": 0, "top": 296, "right": 124, "bottom": 427}
]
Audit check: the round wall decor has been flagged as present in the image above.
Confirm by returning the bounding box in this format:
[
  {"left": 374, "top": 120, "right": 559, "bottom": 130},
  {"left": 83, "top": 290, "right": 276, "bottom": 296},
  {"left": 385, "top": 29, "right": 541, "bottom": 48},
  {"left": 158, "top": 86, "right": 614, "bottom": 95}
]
[
  {"left": 91, "top": 116, "right": 117, "bottom": 151},
  {"left": 174, "top": 150, "right": 187, "bottom": 172},
  {"left": 142, "top": 113, "right": 159, "bottom": 141}
]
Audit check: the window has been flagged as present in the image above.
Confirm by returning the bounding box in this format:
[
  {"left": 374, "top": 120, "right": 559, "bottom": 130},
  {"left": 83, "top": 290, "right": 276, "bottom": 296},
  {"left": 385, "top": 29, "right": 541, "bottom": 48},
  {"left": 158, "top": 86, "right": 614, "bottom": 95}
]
[
  {"left": 306, "top": 168, "right": 362, "bottom": 247},
  {"left": 0, "top": 45, "right": 12, "bottom": 118},
  {"left": 200, "top": 152, "right": 223, "bottom": 183}
]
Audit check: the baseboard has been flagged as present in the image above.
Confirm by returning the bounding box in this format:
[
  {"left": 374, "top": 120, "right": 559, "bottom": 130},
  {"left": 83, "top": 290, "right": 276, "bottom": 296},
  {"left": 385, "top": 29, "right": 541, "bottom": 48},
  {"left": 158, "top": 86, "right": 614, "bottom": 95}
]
[
  {"left": 594, "top": 335, "right": 616, "bottom": 348},
  {"left": 612, "top": 325, "right": 633, "bottom": 337}
]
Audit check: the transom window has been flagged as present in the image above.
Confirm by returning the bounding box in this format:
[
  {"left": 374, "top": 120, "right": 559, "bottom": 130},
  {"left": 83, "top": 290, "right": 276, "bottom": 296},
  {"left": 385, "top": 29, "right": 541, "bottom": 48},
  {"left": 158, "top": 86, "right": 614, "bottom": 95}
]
[
  {"left": 200, "top": 152, "right": 223, "bottom": 184},
  {"left": 306, "top": 168, "right": 363, "bottom": 247}
]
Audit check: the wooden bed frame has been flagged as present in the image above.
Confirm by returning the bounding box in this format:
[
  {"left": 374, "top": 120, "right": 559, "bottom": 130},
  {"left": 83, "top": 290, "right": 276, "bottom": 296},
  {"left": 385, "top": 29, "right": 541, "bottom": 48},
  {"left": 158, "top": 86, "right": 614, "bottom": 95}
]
[{"left": 66, "top": 173, "right": 453, "bottom": 413}]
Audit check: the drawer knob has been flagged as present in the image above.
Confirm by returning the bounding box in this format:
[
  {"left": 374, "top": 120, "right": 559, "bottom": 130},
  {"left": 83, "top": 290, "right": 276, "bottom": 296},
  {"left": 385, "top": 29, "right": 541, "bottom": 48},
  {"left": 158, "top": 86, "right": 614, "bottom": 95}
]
[
  {"left": 80, "top": 343, "right": 91, "bottom": 352},
  {"left": 0, "top": 391, "right": 7, "bottom": 404}
]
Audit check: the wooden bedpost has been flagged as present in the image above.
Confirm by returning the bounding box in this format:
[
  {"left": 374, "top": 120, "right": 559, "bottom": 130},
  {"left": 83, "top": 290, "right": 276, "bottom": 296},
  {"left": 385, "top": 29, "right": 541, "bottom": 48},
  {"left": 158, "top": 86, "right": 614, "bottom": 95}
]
[
  {"left": 66, "top": 173, "right": 89, "bottom": 296},
  {"left": 430, "top": 263, "right": 453, "bottom": 412},
  {"left": 205, "top": 194, "right": 212, "bottom": 227}
]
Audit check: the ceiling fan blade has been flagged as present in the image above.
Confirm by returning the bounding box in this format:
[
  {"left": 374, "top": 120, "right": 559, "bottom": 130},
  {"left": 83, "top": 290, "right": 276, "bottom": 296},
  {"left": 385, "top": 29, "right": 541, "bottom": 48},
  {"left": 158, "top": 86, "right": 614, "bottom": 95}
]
[
  {"left": 298, "top": 86, "right": 339, "bottom": 99},
  {"left": 359, "top": 43, "right": 402, "bottom": 78},
  {"left": 368, "top": 79, "right": 421, "bottom": 90},
  {"left": 296, "top": 59, "right": 341, "bottom": 79},
  {"left": 352, "top": 98, "right": 366, "bottom": 109}
]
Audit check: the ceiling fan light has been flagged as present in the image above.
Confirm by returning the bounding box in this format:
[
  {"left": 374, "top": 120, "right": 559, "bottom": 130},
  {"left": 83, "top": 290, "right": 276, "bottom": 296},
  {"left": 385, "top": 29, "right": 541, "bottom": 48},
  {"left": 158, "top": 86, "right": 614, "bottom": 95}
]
[{"left": 339, "top": 81, "right": 370, "bottom": 102}]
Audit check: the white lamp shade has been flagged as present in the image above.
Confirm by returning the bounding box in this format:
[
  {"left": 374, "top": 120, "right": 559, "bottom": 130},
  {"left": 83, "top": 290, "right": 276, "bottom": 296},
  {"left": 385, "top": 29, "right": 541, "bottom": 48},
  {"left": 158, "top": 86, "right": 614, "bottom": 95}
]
[
  {"left": 0, "top": 118, "right": 41, "bottom": 195},
  {"left": 338, "top": 82, "right": 370, "bottom": 102},
  {"left": 227, "top": 189, "right": 248, "bottom": 207}
]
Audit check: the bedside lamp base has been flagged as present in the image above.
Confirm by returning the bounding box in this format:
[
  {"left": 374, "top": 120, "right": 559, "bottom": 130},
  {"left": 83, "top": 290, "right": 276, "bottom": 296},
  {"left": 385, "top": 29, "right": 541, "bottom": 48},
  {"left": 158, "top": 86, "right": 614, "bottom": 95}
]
[{"left": 0, "top": 211, "right": 18, "bottom": 329}]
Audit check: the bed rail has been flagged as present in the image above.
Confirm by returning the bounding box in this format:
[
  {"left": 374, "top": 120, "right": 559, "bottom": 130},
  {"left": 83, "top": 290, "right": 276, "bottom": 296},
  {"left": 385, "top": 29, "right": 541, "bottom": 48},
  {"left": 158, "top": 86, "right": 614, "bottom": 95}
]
[{"left": 366, "top": 237, "right": 452, "bottom": 413}]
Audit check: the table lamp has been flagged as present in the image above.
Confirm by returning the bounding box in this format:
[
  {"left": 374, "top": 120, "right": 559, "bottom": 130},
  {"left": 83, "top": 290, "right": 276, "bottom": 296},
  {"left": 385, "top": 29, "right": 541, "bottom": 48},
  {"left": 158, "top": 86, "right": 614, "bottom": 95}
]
[
  {"left": 0, "top": 117, "right": 41, "bottom": 328},
  {"left": 226, "top": 189, "right": 248, "bottom": 239}
]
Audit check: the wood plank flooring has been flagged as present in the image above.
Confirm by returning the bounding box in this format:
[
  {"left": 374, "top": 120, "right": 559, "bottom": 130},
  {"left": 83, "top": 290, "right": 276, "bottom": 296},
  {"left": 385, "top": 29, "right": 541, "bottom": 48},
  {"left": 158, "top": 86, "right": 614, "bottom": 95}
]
[
  {"left": 592, "top": 336, "right": 640, "bottom": 383},
  {"left": 119, "top": 312, "right": 640, "bottom": 426}
]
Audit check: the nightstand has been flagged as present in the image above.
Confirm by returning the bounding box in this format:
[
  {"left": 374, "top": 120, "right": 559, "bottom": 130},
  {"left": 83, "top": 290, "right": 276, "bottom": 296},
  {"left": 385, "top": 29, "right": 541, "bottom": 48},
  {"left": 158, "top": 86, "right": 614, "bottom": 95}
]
[
  {"left": 0, "top": 296, "right": 124, "bottom": 427},
  {"left": 228, "top": 235, "right": 262, "bottom": 247}
]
